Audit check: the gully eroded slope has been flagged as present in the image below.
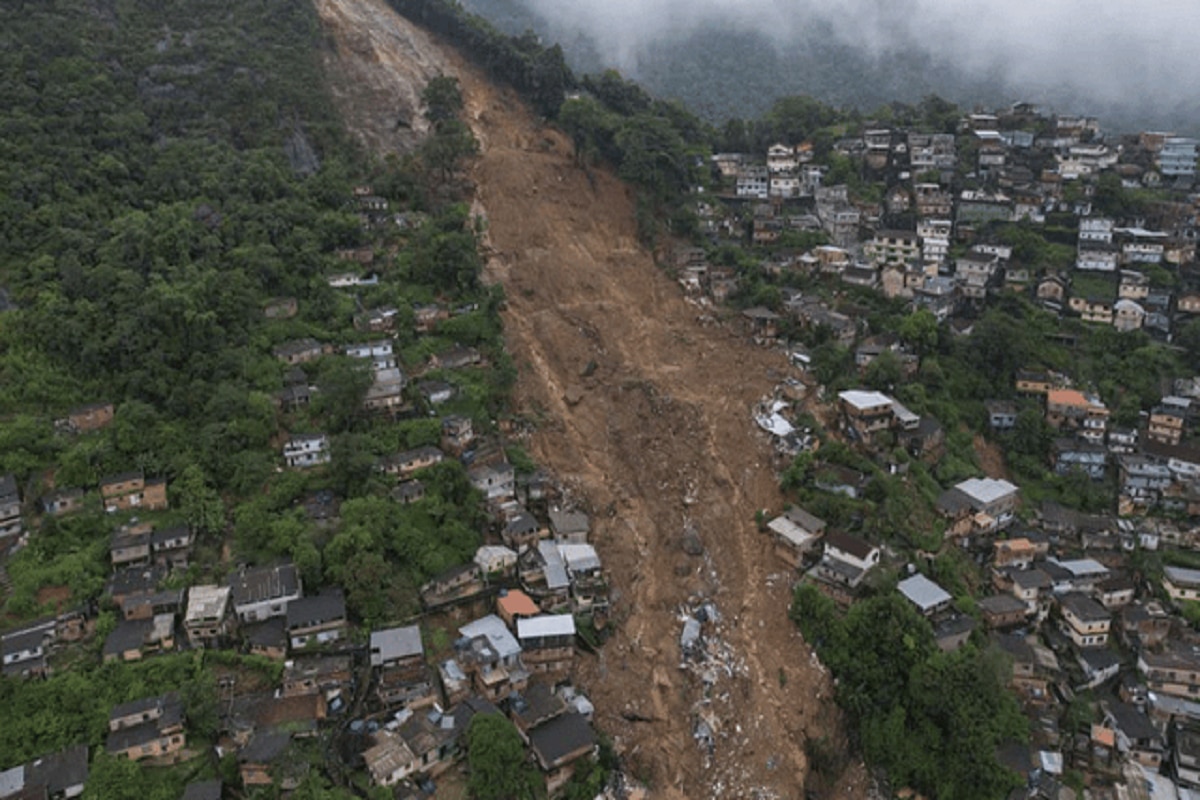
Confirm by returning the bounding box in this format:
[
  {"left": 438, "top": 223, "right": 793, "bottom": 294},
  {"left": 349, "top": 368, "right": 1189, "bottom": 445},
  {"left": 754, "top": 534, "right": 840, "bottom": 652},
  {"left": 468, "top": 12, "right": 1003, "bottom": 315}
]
[{"left": 316, "top": 1, "right": 865, "bottom": 795}]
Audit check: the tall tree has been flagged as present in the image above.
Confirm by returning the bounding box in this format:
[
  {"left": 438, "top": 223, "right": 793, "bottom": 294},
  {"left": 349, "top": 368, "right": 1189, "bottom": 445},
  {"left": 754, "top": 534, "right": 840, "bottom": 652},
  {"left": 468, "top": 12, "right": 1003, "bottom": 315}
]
[{"left": 465, "top": 714, "right": 542, "bottom": 800}]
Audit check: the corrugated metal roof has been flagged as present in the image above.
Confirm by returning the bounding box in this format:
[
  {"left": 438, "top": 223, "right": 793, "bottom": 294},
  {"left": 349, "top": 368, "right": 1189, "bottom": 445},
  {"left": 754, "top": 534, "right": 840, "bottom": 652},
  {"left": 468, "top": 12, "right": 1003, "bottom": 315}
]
[
  {"left": 897, "top": 573, "right": 952, "bottom": 612},
  {"left": 517, "top": 614, "right": 576, "bottom": 640}
]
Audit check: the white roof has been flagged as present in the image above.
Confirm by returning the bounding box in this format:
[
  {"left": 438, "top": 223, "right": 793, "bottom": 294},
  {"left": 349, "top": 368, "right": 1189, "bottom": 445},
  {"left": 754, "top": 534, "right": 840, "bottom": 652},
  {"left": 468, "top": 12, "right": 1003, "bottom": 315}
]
[
  {"left": 474, "top": 545, "right": 517, "bottom": 569},
  {"left": 185, "top": 585, "right": 231, "bottom": 622},
  {"left": 897, "top": 574, "right": 952, "bottom": 612},
  {"left": 0, "top": 766, "right": 24, "bottom": 797},
  {"left": 558, "top": 543, "right": 601, "bottom": 574},
  {"left": 517, "top": 614, "right": 576, "bottom": 640},
  {"left": 440, "top": 658, "right": 467, "bottom": 682},
  {"left": 370, "top": 624, "right": 424, "bottom": 666},
  {"left": 459, "top": 614, "right": 522, "bottom": 661},
  {"left": 1139, "top": 764, "right": 1179, "bottom": 800},
  {"left": 1115, "top": 227, "right": 1167, "bottom": 238},
  {"left": 768, "top": 517, "right": 818, "bottom": 548},
  {"left": 1038, "top": 751, "right": 1063, "bottom": 775},
  {"left": 838, "top": 390, "right": 893, "bottom": 411},
  {"left": 756, "top": 412, "right": 795, "bottom": 438},
  {"left": 954, "top": 477, "right": 1019, "bottom": 505},
  {"left": 568, "top": 693, "right": 594, "bottom": 717}
]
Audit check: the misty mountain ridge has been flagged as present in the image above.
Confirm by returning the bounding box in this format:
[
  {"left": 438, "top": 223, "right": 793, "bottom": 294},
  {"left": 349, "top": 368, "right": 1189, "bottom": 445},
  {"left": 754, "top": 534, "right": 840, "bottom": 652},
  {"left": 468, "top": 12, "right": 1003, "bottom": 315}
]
[{"left": 462, "top": 0, "right": 1199, "bottom": 134}]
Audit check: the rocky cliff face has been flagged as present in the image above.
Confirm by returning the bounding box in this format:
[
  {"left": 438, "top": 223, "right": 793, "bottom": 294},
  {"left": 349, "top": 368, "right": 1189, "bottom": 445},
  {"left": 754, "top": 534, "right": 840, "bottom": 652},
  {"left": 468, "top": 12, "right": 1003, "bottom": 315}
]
[
  {"left": 315, "top": 2, "right": 866, "bottom": 797},
  {"left": 315, "top": 0, "right": 451, "bottom": 156}
]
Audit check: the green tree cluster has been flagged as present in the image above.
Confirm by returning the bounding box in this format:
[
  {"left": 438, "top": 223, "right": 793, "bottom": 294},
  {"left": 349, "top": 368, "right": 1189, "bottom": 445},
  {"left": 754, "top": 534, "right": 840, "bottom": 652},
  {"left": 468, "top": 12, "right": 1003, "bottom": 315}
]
[
  {"left": 465, "top": 714, "right": 542, "bottom": 800},
  {"left": 790, "top": 588, "right": 1026, "bottom": 800}
]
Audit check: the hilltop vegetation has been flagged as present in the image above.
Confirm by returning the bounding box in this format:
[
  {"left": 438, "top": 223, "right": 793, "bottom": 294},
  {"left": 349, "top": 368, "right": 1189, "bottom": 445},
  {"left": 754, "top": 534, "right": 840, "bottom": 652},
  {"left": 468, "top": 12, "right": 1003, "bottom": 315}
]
[
  {"left": 0, "top": 0, "right": 524, "bottom": 793},
  {"left": 0, "top": 0, "right": 506, "bottom": 630}
]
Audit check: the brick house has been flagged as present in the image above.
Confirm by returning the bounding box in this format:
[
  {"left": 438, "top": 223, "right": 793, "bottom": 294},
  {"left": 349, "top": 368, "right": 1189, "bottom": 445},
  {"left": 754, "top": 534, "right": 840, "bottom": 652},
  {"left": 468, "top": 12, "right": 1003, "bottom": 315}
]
[{"left": 99, "top": 472, "right": 168, "bottom": 513}]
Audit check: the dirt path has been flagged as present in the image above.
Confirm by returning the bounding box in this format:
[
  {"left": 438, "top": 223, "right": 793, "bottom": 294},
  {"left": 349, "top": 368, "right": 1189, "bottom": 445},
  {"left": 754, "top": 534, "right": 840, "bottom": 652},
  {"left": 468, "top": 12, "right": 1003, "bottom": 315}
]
[{"left": 315, "top": 2, "right": 865, "bottom": 796}]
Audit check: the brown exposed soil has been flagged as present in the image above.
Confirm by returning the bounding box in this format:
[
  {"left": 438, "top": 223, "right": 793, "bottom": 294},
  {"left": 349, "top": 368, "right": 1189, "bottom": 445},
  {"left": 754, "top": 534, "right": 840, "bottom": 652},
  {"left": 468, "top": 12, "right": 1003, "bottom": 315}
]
[
  {"left": 315, "top": 1, "right": 867, "bottom": 796},
  {"left": 313, "top": 0, "right": 452, "bottom": 156},
  {"left": 35, "top": 584, "right": 71, "bottom": 609},
  {"left": 973, "top": 433, "right": 1010, "bottom": 480}
]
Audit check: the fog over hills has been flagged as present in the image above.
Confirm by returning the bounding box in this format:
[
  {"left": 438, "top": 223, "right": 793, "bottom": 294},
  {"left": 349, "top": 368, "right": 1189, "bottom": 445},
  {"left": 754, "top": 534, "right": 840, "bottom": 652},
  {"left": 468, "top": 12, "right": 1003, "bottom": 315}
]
[{"left": 463, "top": 0, "right": 1200, "bottom": 133}]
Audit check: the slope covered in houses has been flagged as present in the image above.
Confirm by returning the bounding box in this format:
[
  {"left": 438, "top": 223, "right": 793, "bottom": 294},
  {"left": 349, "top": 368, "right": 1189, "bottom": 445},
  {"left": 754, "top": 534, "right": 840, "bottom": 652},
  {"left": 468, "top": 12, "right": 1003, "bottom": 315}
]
[
  {"left": 697, "top": 100, "right": 1200, "bottom": 799},
  {"left": 4, "top": 0, "right": 1200, "bottom": 797},
  {"left": 0, "top": 1, "right": 619, "bottom": 798}
]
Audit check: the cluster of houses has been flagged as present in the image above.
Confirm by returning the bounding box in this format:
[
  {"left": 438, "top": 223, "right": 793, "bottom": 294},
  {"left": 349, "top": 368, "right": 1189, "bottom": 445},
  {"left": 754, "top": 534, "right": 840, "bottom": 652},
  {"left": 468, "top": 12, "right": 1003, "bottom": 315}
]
[
  {"left": 769, "top": 477, "right": 1200, "bottom": 797},
  {"left": 0, "top": 402, "right": 173, "bottom": 554},
  {"left": 714, "top": 114, "right": 1200, "bottom": 795},
  {"left": 692, "top": 104, "right": 1200, "bottom": 345},
  {"left": 1, "top": 388, "right": 609, "bottom": 796},
  {"left": 419, "top": 494, "right": 609, "bottom": 627},
  {"left": 0, "top": 745, "right": 89, "bottom": 799},
  {"left": 270, "top": 332, "right": 484, "bottom": 426},
  {"left": 0, "top": 175, "right": 615, "bottom": 799},
  {"left": 3, "top": 542, "right": 602, "bottom": 797},
  {"left": 364, "top": 607, "right": 597, "bottom": 795},
  {"left": 988, "top": 371, "right": 1200, "bottom": 521},
  {"left": 756, "top": 365, "right": 1200, "bottom": 797}
]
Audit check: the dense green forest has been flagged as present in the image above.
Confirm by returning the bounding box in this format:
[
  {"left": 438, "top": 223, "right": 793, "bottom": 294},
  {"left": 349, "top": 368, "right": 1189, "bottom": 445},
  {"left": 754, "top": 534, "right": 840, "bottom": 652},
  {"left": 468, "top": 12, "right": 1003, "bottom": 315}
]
[
  {"left": 0, "top": 1, "right": 519, "bottom": 793},
  {"left": 0, "top": 0, "right": 510, "bottom": 630}
]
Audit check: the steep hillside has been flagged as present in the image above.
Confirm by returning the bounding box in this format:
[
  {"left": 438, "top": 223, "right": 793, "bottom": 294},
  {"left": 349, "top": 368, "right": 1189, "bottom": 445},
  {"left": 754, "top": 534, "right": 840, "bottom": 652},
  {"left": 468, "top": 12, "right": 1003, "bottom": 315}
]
[
  {"left": 317, "top": 1, "right": 865, "bottom": 797},
  {"left": 314, "top": 0, "right": 451, "bottom": 155}
]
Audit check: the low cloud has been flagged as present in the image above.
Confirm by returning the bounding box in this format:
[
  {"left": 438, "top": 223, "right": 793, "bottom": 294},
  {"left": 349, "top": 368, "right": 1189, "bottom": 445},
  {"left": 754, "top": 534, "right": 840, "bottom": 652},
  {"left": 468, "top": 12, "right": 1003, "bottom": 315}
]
[{"left": 520, "top": 0, "right": 1198, "bottom": 124}]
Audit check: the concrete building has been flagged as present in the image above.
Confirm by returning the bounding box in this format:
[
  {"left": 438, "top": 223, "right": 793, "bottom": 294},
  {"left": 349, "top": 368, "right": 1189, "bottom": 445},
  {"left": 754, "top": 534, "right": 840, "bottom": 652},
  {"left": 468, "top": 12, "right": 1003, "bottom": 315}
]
[{"left": 1159, "top": 137, "right": 1198, "bottom": 178}]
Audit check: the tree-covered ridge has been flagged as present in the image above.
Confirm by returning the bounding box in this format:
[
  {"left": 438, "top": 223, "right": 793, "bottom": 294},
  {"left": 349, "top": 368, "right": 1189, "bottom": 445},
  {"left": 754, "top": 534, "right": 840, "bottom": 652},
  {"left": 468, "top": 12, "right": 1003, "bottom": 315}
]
[
  {"left": 0, "top": 0, "right": 357, "bottom": 413},
  {"left": 0, "top": 3, "right": 519, "bottom": 793},
  {"left": 0, "top": 0, "right": 507, "bottom": 630}
]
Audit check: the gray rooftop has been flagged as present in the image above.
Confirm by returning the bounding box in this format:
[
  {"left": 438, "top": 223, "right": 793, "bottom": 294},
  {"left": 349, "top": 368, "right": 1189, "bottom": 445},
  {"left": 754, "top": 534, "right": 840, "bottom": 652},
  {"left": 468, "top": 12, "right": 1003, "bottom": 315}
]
[
  {"left": 548, "top": 508, "right": 590, "bottom": 537},
  {"left": 459, "top": 615, "right": 522, "bottom": 661},
  {"left": 23, "top": 744, "right": 89, "bottom": 797},
  {"left": 1059, "top": 592, "right": 1110, "bottom": 623},
  {"left": 528, "top": 712, "right": 596, "bottom": 769},
  {"left": 537, "top": 541, "right": 569, "bottom": 590},
  {"left": 517, "top": 614, "right": 576, "bottom": 640},
  {"left": 978, "top": 594, "right": 1028, "bottom": 616},
  {"left": 558, "top": 543, "right": 601, "bottom": 574},
  {"left": 285, "top": 590, "right": 345, "bottom": 630},
  {"left": 370, "top": 625, "right": 424, "bottom": 667},
  {"left": 1052, "top": 558, "right": 1109, "bottom": 579},
  {"left": 229, "top": 561, "right": 301, "bottom": 608},
  {"left": 181, "top": 779, "right": 223, "bottom": 800},
  {"left": 897, "top": 573, "right": 952, "bottom": 613},
  {"left": 1010, "top": 568, "right": 1052, "bottom": 590},
  {"left": 955, "top": 477, "right": 1019, "bottom": 506},
  {"left": 783, "top": 506, "right": 826, "bottom": 534},
  {"left": 1164, "top": 565, "right": 1200, "bottom": 589}
]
